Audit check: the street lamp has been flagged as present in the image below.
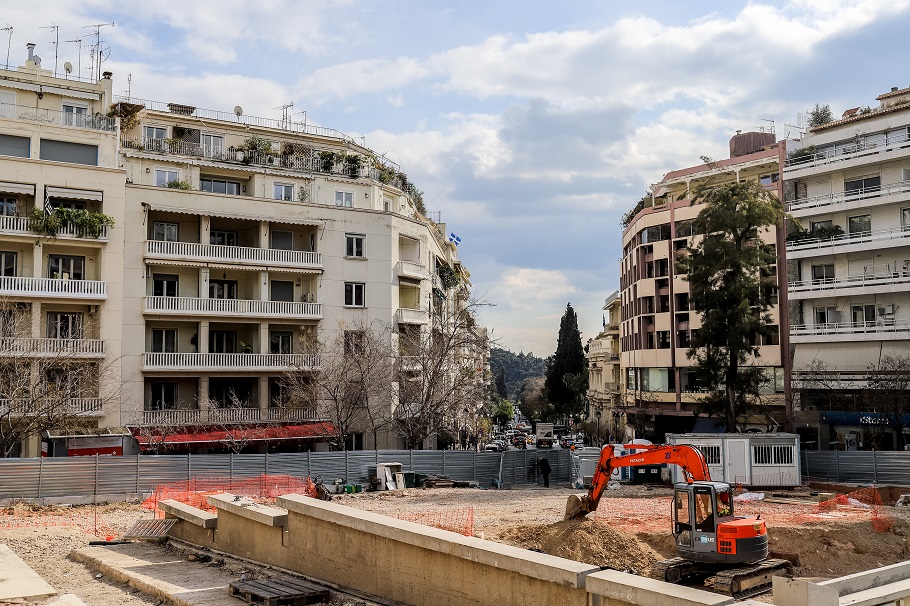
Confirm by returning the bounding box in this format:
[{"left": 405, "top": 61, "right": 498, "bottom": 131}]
[{"left": 594, "top": 408, "right": 602, "bottom": 445}]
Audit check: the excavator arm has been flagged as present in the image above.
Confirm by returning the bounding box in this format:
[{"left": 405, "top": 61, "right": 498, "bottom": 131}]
[{"left": 565, "top": 444, "right": 712, "bottom": 520}]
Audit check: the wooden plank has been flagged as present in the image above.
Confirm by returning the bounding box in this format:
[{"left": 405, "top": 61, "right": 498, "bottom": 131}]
[{"left": 230, "top": 577, "right": 330, "bottom": 606}]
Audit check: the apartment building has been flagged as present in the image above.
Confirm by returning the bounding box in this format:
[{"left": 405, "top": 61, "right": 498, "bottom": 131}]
[
  {"left": 0, "top": 44, "right": 480, "bottom": 456},
  {"left": 0, "top": 46, "right": 125, "bottom": 456},
  {"left": 619, "top": 133, "right": 789, "bottom": 441},
  {"left": 586, "top": 290, "right": 625, "bottom": 442},
  {"left": 785, "top": 86, "right": 910, "bottom": 450}
]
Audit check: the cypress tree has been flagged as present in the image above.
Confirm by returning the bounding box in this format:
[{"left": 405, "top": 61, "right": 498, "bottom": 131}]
[{"left": 545, "top": 303, "right": 588, "bottom": 418}]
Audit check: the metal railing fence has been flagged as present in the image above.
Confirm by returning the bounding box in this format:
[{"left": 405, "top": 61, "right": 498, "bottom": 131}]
[{"left": 802, "top": 450, "right": 910, "bottom": 485}]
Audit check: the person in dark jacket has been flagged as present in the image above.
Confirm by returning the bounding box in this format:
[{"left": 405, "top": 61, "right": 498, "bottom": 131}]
[{"left": 538, "top": 457, "right": 551, "bottom": 487}]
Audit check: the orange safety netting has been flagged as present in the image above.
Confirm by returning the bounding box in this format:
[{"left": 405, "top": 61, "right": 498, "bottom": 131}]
[
  {"left": 0, "top": 507, "right": 117, "bottom": 540},
  {"left": 398, "top": 507, "right": 475, "bottom": 536},
  {"left": 594, "top": 487, "right": 894, "bottom": 534},
  {"left": 142, "top": 473, "right": 320, "bottom": 516}
]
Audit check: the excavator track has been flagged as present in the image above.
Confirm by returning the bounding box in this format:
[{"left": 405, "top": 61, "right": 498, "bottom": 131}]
[{"left": 650, "top": 557, "right": 793, "bottom": 599}]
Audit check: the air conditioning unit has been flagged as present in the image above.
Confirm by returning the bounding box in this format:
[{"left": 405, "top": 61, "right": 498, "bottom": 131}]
[{"left": 878, "top": 304, "right": 895, "bottom": 315}]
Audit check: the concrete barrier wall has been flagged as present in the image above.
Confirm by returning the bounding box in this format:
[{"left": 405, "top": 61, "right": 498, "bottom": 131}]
[{"left": 161, "top": 494, "right": 765, "bottom": 606}]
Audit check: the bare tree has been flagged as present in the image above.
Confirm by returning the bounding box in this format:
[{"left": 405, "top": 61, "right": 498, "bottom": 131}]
[
  {"left": 395, "top": 295, "right": 491, "bottom": 449},
  {"left": 0, "top": 303, "right": 120, "bottom": 457},
  {"left": 863, "top": 354, "right": 910, "bottom": 450}
]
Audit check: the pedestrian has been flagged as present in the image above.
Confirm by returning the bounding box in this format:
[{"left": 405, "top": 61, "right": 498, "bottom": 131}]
[{"left": 538, "top": 456, "right": 551, "bottom": 488}]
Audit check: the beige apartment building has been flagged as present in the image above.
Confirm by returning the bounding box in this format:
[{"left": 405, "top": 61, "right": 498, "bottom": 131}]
[
  {"left": 0, "top": 44, "right": 480, "bottom": 456},
  {"left": 785, "top": 86, "right": 910, "bottom": 450},
  {"left": 586, "top": 290, "right": 625, "bottom": 442},
  {"left": 619, "top": 133, "right": 790, "bottom": 441}
]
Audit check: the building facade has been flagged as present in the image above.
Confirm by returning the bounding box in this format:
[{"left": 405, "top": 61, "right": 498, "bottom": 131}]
[
  {"left": 619, "top": 134, "right": 789, "bottom": 441},
  {"left": 586, "top": 290, "right": 626, "bottom": 442},
  {"left": 785, "top": 86, "right": 910, "bottom": 450}
]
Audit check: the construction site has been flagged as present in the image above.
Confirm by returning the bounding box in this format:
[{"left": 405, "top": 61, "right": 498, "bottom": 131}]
[{"left": 1, "top": 470, "right": 910, "bottom": 606}]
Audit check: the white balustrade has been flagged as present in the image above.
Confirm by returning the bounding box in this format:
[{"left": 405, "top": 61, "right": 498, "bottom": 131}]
[
  {"left": 143, "top": 352, "right": 320, "bottom": 370},
  {"left": 144, "top": 296, "right": 322, "bottom": 318},
  {"left": 396, "top": 308, "right": 429, "bottom": 324},
  {"left": 0, "top": 276, "right": 106, "bottom": 298},
  {"left": 146, "top": 240, "right": 323, "bottom": 268},
  {"left": 127, "top": 406, "right": 318, "bottom": 425},
  {"left": 0, "top": 338, "right": 105, "bottom": 356}
]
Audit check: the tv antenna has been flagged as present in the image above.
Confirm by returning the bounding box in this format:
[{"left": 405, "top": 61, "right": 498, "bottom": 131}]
[
  {"left": 293, "top": 109, "right": 307, "bottom": 130},
  {"left": 82, "top": 21, "right": 113, "bottom": 81},
  {"left": 40, "top": 23, "right": 58, "bottom": 76},
  {"left": 65, "top": 38, "right": 82, "bottom": 80},
  {"left": 276, "top": 102, "right": 293, "bottom": 128},
  {"left": 1, "top": 25, "right": 11, "bottom": 71},
  {"left": 759, "top": 118, "right": 775, "bottom": 134}
]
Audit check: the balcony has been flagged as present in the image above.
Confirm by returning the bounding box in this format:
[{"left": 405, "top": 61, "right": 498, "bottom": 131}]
[
  {"left": 790, "top": 321, "right": 910, "bottom": 343},
  {"left": 124, "top": 406, "right": 319, "bottom": 426},
  {"left": 789, "top": 272, "right": 910, "bottom": 300},
  {"left": 143, "top": 352, "right": 320, "bottom": 372},
  {"left": 146, "top": 240, "right": 323, "bottom": 271},
  {"left": 785, "top": 130, "right": 910, "bottom": 173},
  {"left": 0, "top": 102, "right": 116, "bottom": 132},
  {"left": 0, "top": 276, "right": 106, "bottom": 299},
  {"left": 0, "top": 338, "right": 105, "bottom": 357},
  {"left": 786, "top": 179, "right": 910, "bottom": 217},
  {"left": 397, "top": 261, "right": 430, "bottom": 281},
  {"left": 786, "top": 227, "right": 910, "bottom": 259},
  {"left": 0, "top": 398, "right": 104, "bottom": 417},
  {"left": 396, "top": 308, "right": 430, "bottom": 325},
  {"left": 145, "top": 296, "right": 323, "bottom": 319}
]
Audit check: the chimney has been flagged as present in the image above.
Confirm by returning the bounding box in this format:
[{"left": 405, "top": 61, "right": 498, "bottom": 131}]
[
  {"left": 25, "top": 43, "right": 41, "bottom": 67},
  {"left": 893, "top": 87, "right": 899, "bottom": 92}
]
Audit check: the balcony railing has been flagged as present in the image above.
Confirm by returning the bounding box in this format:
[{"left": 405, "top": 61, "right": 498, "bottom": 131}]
[
  {"left": 0, "top": 215, "right": 109, "bottom": 239},
  {"left": 0, "top": 102, "right": 116, "bottom": 132},
  {"left": 0, "top": 338, "right": 105, "bottom": 357},
  {"left": 0, "top": 397, "right": 103, "bottom": 416},
  {"left": 143, "top": 352, "right": 320, "bottom": 371},
  {"left": 786, "top": 179, "right": 910, "bottom": 214},
  {"left": 397, "top": 261, "right": 429, "bottom": 280},
  {"left": 396, "top": 308, "right": 430, "bottom": 325},
  {"left": 0, "top": 276, "right": 107, "bottom": 299},
  {"left": 124, "top": 405, "right": 319, "bottom": 426},
  {"left": 790, "top": 321, "right": 910, "bottom": 338},
  {"left": 785, "top": 130, "right": 910, "bottom": 171},
  {"left": 146, "top": 240, "right": 323, "bottom": 269},
  {"left": 145, "top": 296, "right": 322, "bottom": 319},
  {"left": 786, "top": 226, "right": 910, "bottom": 253},
  {"left": 789, "top": 272, "right": 910, "bottom": 295}
]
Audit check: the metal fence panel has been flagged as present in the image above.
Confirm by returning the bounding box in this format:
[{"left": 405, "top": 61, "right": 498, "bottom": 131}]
[
  {"left": 37, "top": 458, "right": 97, "bottom": 498},
  {"left": 0, "top": 459, "right": 40, "bottom": 498},
  {"left": 186, "top": 454, "right": 235, "bottom": 480},
  {"left": 137, "top": 456, "right": 191, "bottom": 494},
  {"left": 96, "top": 456, "right": 144, "bottom": 495}
]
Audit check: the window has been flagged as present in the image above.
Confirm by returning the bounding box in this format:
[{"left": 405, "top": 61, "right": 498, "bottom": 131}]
[
  {"left": 810, "top": 220, "right": 833, "bottom": 232},
  {"left": 693, "top": 487, "right": 715, "bottom": 533},
  {"left": 752, "top": 445, "right": 794, "bottom": 466},
  {"left": 210, "top": 230, "right": 237, "bottom": 246},
  {"left": 48, "top": 199, "right": 85, "bottom": 211},
  {"left": 848, "top": 214, "right": 871, "bottom": 235},
  {"left": 200, "top": 178, "right": 240, "bottom": 195},
  {"left": 155, "top": 169, "right": 178, "bottom": 187},
  {"left": 810, "top": 264, "right": 834, "bottom": 284},
  {"left": 201, "top": 134, "right": 224, "bottom": 157},
  {"left": 209, "top": 330, "right": 237, "bottom": 353},
  {"left": 48, "top": 255, "right": 84, "bottom": 280},
  {"left": 47, "top": 312, "right": 83, "bottom": 339},
  {"left": 39, "top": 139, "right": 98, "bottom": 166},
  {"left": 759, "top": 173, "right": 780, "bottom": 189},
  {"left": 151, "top": 329, "right": 177, "bottom": 353},
  {"left": 344, "top": 330, "right": 365, "bottom": 355},
  {"left": 149, "top": 382, "right": 177, "bottom": 410},
  {"left": 270, "top": 331, "right": 292, "bottom": 354},
  {"left": 209, "top": 280, "right": 238, "bottom": 300},
  {"left": 270, "top": 280, "right": 294, "bottom": 302},
  {"left": 270, "top": 230, "right": 293, "bottom": 251},
  {"left": 153, "top": 274, "right": 178, "bottom": 297},
  {"left": 852, "top": 304, "right": 876, "bottom": 326},
  {"left": 814, "top": 306, "right": 839, "bottom": 326},
  {"left": 845, "top": 175, "right": 881, "bottom": 197},
  {"left": 0, "top": 251, "right": 15, "bottom": 277},
  {"left": 274, "top": 183, "right": 294, "bottom": 201},
  {"left": 152, "top": 222, "right": 178, "bottom": 242},
  {"left": 0, "top": 196, "right": 17, "bottom": 217},
  {"left": 62, "top": 103, "right": 87, "bottom": 127},
  {"left": 346, "top": 233, "right": 365, "bottom": 257},
  {"left": 698, "top": 445, "right": 722, "bottom": 465},
  {"left": 46, "top": 367, "right": 80, "bottom": 399},
  {"left": 344, "top": 282, "right": 365, "bottom": 307},
  {"left": 143, "top": 126, "right": 167, "bottom": 141},
  {"left": 902, "top": 208, "right": 910, "bottom": 231},
  {"left": 0, "top": 134, "right": 29, "bottom": 158},
  {"left": 335, "top": 191, "right": 354, "bottom": 207},
  {"left": 0, "top": 308, "right": 16, "bottom": 338}
]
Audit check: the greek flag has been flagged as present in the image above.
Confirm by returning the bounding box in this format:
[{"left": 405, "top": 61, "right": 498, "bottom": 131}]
[
  {"left": 43, "top": 187, "right": 54, "bottom": 215},
  {"left": 448, "top": 232, "right": 461, "bottom": 246}
]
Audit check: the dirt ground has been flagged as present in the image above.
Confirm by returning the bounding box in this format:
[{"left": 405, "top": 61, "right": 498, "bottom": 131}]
[{"left": 1, "top": 485, "right": 909, "bottom": 604}]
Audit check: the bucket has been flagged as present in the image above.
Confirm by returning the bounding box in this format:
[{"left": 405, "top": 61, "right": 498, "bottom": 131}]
[
  {"left": 354, "top": 484, "right": 363, "bottom": 493},
  {"left": 345, "top": 485, "right": 355, "bottom": 494}
]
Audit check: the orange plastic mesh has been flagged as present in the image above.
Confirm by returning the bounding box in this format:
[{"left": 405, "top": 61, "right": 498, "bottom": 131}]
[{"left": 398, "top": 507, "right": 475, "bottom": 536}]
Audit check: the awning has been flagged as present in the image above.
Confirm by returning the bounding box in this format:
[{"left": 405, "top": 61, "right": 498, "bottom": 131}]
[
  {"left": 45, "top": 426, "right": 133, "bottom": 439},
  {"left": 0, "top": 181, "right": 35, "bottom": 196},
  {"left": 134, "top": 422, "right": 336, "bottom": 447},
  {"left": 1, "top": 80, "right": 100, "bottom": 101},
  {"left": 46, "top": 186, "right": 103, "bottom": 202},
  {"left": 143, "top": 203, "right": 323, "bottom": 227}
]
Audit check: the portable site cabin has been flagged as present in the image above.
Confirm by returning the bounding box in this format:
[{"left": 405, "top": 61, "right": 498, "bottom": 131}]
[{"left": 665, "top": 433, "right": 801, "bottom": 488}]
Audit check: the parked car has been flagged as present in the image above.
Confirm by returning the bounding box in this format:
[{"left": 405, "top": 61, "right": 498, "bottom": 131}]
[{"left": 484, "top": 440, "right": 507, "bottom": 452}]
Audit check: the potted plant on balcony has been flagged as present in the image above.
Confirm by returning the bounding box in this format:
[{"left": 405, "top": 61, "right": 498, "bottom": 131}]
[
  {"left": 344, "top": 154, "right": 363, "bottom": 178},
  {"left": 29, "top": 207, "right": 114, "bottom": 239}
]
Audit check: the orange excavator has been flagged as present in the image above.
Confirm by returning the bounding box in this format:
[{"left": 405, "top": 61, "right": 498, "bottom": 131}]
[{"left": 565, "top": 444, "right": 792, "bottom": 598}]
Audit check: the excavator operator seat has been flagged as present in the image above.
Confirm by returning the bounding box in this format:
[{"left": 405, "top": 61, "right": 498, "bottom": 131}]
[{"left": 673, "top": 481, "right": 752, "bottom": 564}]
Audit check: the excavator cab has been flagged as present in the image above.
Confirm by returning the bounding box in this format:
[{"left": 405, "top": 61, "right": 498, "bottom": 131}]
[{"left": 672, "top": 481, "right": 767, "bottom": 565}]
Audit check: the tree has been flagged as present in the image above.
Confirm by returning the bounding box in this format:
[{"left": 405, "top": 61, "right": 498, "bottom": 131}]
[
  {"left": 863, "top": 355, "right": 910, "bottom": 450},
  {"left": 489, "top": 347, "right": 546, "bottom": 400},
  {"left": 492, "top": 399, "right": 514, "bottom": 426},
  {"left": 545, "top": 304, "right": 587, "bottom": 419},
  {"left": 284, "top": 320, "right": 395, "bottom": 450},
  {"left": 678, "top": 180, "right": 784, "bottom": 432},
  {"left": 395, "top": 295, "right": 491, "bottom": 449},
  {"left": 494, "top": 369, "right": 508, "bottom": 399},
  {"left": 518, "top": 376, "right": 550, "bottom": 422},
  {"left": 808, "top": 103, "right": 833, "bottom": 128}
]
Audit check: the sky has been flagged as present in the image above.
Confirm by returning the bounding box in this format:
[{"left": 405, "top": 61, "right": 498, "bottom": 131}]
[{"left": 3, "top": 0, "right": 909, "bottom": 357}]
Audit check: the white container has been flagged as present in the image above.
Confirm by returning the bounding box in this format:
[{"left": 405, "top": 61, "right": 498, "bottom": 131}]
[{"left": 665, "top": 433, "right": 801, "bottom": 487}]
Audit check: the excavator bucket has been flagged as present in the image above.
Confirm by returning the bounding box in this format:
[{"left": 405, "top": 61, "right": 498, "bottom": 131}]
[{"left": 564, "top": 494, "right": 591, "bottom": 520}]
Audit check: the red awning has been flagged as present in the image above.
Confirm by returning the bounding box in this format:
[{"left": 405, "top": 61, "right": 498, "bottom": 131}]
[{"left": 134, "top": 422, "right": 336, "bottom": 447}]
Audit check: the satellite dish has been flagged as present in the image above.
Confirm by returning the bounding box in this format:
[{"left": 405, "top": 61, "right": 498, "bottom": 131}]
[
  {"left": 64, "top": 61, "right": 73, "bottom": 74},
  {"left": 234, "top": 106, "right": 243, "bottom": 117}
]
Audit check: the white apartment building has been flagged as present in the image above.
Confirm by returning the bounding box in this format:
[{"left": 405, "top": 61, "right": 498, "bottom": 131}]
[
  {"left": 586, "top": 290, "right": 625, "bottom": 442},
  {"left": 0, "top": 44, "right": 481, "bottom": 456},
  {"left": 785, "top": 85, "right": 910, "bottom": 450}
]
